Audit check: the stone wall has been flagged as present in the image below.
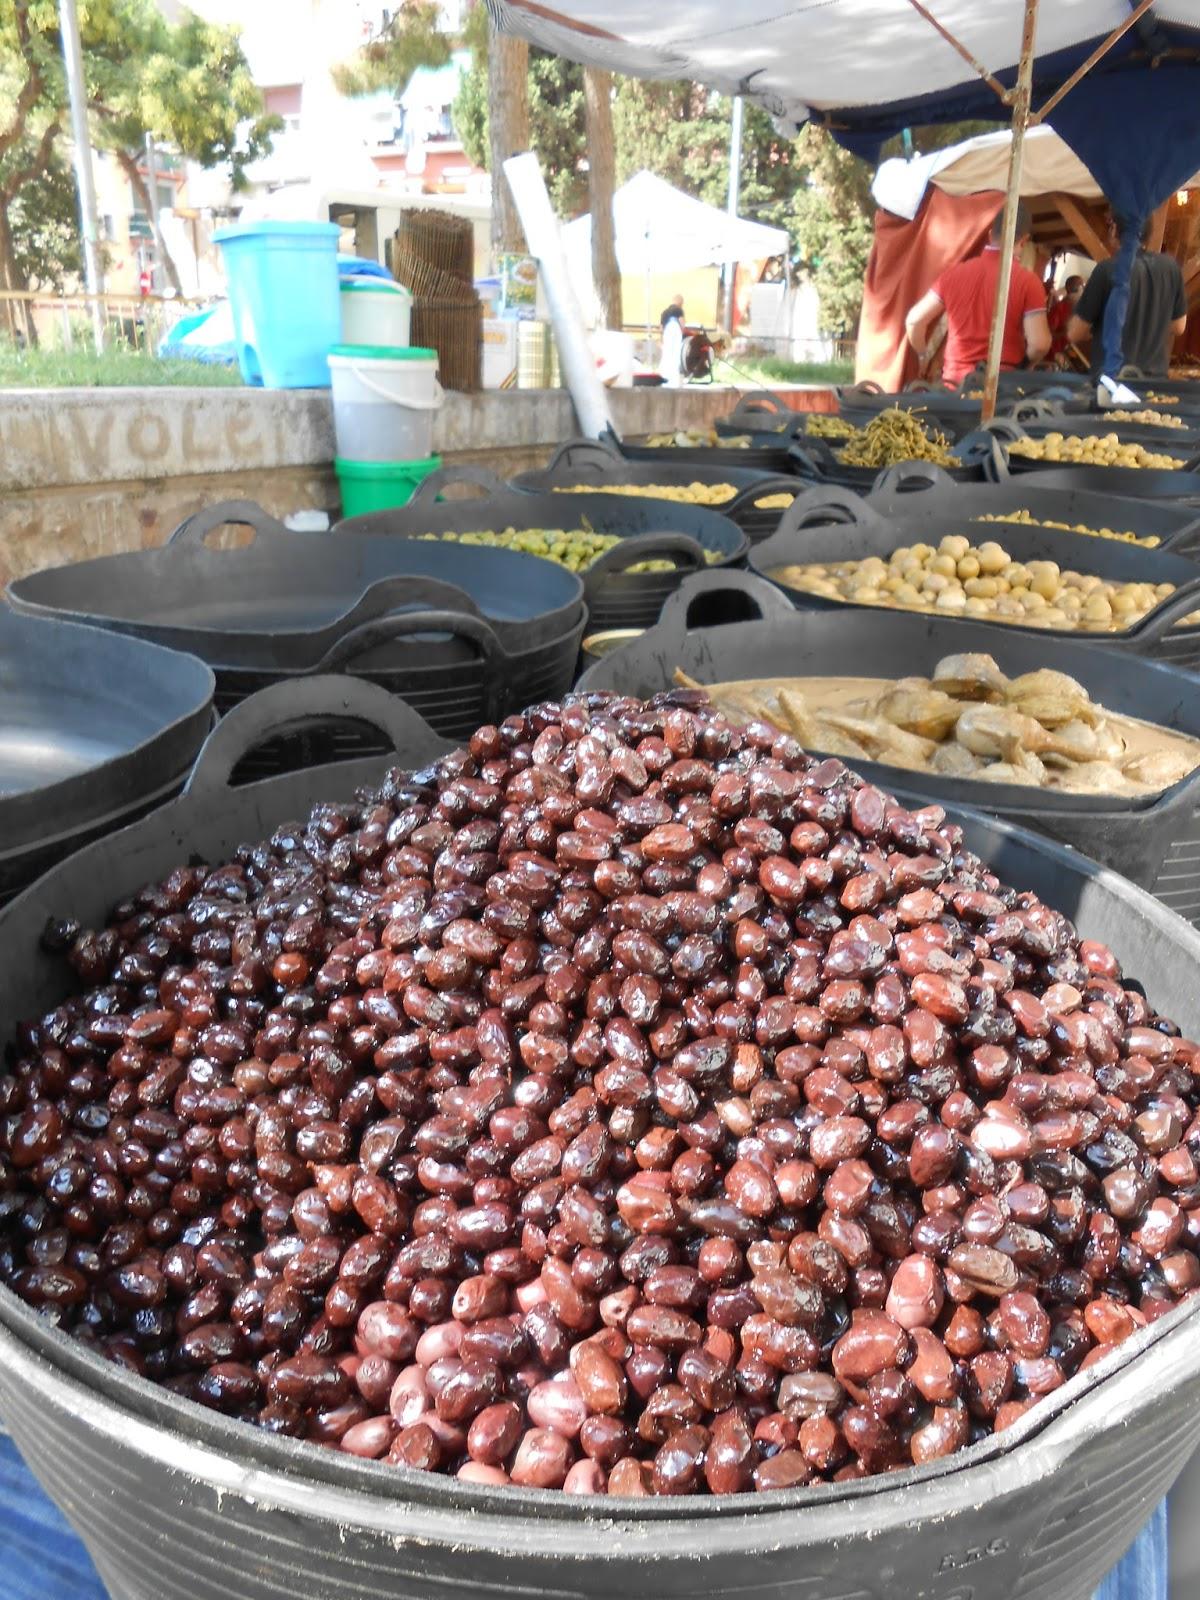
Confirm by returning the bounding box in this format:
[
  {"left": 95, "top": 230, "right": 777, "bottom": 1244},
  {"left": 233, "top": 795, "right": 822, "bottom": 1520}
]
[{"left": 0, "top": 383, "right": 833, "bottom": 584}]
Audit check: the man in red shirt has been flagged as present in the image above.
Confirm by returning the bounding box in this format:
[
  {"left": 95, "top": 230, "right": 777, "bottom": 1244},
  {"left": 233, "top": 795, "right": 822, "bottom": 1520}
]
[{"left": 904, "top": 202, "right": 1051, "bottom": 387}]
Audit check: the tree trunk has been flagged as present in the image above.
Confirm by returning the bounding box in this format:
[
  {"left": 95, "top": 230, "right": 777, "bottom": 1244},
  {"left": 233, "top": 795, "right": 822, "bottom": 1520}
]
[
  {"left": 584, "top": 68, "right": 621, "bottom": 329},
  {"left": 487, "top": 24, "right": 529, "bottom": 262},
  {"left": 118, "top": 150, "right": 184, "bottom": 296}
]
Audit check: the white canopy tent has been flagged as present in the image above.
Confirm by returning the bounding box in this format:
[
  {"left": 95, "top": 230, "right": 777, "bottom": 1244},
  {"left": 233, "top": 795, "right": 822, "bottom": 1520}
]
[
  {"left": 561, "top": 170, "right": 788, "bottom": 274},
  {"left": 560, "top": 169, "right": 787, "bottom": 334}
]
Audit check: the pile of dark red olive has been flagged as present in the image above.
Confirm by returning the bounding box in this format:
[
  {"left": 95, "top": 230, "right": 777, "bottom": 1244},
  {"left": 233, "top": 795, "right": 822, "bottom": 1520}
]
[{"left": 2, "top": 691, "right": 1198, "bottom": 1497}]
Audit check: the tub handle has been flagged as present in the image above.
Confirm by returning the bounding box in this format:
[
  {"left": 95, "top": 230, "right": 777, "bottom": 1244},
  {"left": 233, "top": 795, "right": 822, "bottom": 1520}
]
[
  {"left": 343, "top": 363, "right": 446, "bottom": 412},
  {"left": 329, "top": 576, "right": 484, "bottom": 640},
  {"left": 1009, "top": 397, "right": 1061, "bottom": 423},
  {"left": 169, "top": 500, "right": 290, "bottom": 548},
  {"left": 723, "top": 476, "right": 805, "bottom": 517},
  {"left": 406, "top": 463, "right": 510, "bottom": 508},
  {"left": 1127, "top": 581, "right": 1200, "bottom": 647},
  {"left": 543, "top": 438, "right": 624, "bottom": 477},
  {"left": 776, "top": 485, "right": 879, "bottom": 534},
  {"left": 184, "top": 677, "right": 446, "bottom": 801},
  {"left": 313, "top": 608, "right": 506, "bottom": 721},
  {"left": 659, "top": 570, "right": 795, "bottom": 636},
  {"left": 582, "top": 533, "right": 707, "bottom": 592},
  {"left": 869, "top": 462, "right": 959, "bottom": 499}
]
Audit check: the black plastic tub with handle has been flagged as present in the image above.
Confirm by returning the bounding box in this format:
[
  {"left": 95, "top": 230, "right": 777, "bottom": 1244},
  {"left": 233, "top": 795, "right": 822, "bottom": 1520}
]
[
  {"left": 336, "top": 463, "right": 750, "bottom": 633},
  {"left": 785, "top": 429, "right": 1001, "bottom": 492},
  {"left": 1, "top": 678, "right": 1200, "bottom": 1600},
  {"left": 578, "top": 569, "right": 1200, "bottom": 924},
  {"left": 978, "top": 418, "right": 1200, "bottom": 499},
  {"left": 749, "top": 493, "right": 1200, "bottom": 671},
  {"left": 0, "top": 609, "right": 215, "bottom": 905},
  {"left": 5, "top": 501, "right": 586, "bottom": 772},
  {"left": 512, "top": 438, "right": 805, "bottom": 542},
  {"left": 5, "top": 500, "right": 585, "bottom": 667},
  {"left": 717, "top": 389, "right": 985, "bottom": 445},
  {"left": 857, "top": 461, "right": 1200, "bottom": 556}
]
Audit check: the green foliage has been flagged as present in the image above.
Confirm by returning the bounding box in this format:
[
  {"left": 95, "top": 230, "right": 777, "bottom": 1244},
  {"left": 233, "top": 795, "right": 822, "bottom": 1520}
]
[
  {"left": 0, "top": 342, "right": 242, "bottom": 386},
  {"left": 332, "top": 1, "right": 450, "bottom": 97},
  {"left": 782, "top": 127, "right": 876, "bottom": 335},
  {"left": 0, "top": 0, "right": 277, "bottom": 296},
  {"left": 715, "top": 353, "right": 854, "bottom": 386},
  {"left": 453, "top": 39, "right": 587, "bottom": 216},
  {"left": 7, "top": 151, "right": 80, "bottom": 289}
]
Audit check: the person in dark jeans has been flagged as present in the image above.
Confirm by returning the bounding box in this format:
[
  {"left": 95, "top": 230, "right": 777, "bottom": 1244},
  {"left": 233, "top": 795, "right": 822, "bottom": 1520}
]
[{"left": 1068, "top": 213, "right": 1188, "bottom": 377}]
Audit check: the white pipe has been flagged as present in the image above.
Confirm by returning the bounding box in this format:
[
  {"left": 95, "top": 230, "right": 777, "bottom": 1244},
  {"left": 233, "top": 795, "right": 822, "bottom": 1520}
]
[{"left": 503, "top": 151, "right": 615, "bottom": 441}]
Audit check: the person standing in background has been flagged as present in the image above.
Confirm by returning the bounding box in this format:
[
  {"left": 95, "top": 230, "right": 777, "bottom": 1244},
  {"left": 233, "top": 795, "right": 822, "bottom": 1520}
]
[
  {"left": 1068, "top": 212, "right": 1187, "bottom": 377},
  {"left": 904, "top": 201, "right": 1050, "bottom": 386},
  {"left": 659, "top": 293, "right": 686, "bottom": 386},
  {"left": 1048, "top": 273, "right": 1085, "bottom": 359}
]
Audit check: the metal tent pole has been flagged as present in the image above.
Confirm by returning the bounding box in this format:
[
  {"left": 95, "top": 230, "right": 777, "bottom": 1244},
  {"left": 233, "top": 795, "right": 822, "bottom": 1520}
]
[
  {"left": 724, "top": 94, "right": 744, "bottom": 334},
  {"left": 981, "top": 0, "right": 1039, "bottom": 422},
  {"left": 58, "top": 0, "right": 106, "bottom": 352}
]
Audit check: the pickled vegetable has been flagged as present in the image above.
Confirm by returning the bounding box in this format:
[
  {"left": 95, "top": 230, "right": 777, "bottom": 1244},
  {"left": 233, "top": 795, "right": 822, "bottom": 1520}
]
[
  {"left": 413, "top": 528, "right": 721, "bottom": 574},
  {"left": 552, "top": 482, "right": 795, "bottom": 511},
  {"left": 836, "top": 407, "right": 958, "bottom": 468},
  {"left": 1008, "top": 432, "right": 1182, "bottom": 469},
  {"left": 769, "top": 533, "right": 1200, "bottom": 632},
  {"left": 975, "top": 510, "right": 1160, "bottom": 549},
  {"left": 679, "top": 653, "right": 1200, "bottom": 797}
]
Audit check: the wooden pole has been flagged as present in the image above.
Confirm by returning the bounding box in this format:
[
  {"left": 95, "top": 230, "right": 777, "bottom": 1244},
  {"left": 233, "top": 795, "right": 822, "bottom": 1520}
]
[{"left": 981, "top": 0, "right": 1039, "bottom": 423}]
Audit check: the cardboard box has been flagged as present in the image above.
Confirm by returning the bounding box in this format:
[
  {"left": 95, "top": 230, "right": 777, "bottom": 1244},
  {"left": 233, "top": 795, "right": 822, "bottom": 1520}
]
[{"left": 481, "top": 318, "right": 519, "bottom": 390}]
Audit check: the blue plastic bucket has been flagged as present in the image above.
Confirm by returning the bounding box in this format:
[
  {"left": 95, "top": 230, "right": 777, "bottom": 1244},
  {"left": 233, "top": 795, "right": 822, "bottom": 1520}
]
[{"left": 213, "top": 220, "right": 340, "bottom": 388}]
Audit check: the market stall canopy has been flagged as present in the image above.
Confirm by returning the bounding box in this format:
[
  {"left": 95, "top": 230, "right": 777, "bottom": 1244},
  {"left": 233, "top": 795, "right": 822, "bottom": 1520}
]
[
  {"left": 490, "top": 3, "right": 1200, "bottom": 148},
  {"left": 494, "top": 1, "right": 1200, "bottom": 374},
  {"left": 560, "top": 170, "right": 788, "bottom": 273},
  {"left": 872, "top": 123, "right": 1200, "bottom": 222}
]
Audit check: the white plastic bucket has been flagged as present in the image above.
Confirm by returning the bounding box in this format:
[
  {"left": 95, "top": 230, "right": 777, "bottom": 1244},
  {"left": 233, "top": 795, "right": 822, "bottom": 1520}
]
[
  {"left": 327, "top": 344, "right": 443, "bottom": 463},
  {"left": 339, "top": 279, "right": 412, "bottom": 347}
]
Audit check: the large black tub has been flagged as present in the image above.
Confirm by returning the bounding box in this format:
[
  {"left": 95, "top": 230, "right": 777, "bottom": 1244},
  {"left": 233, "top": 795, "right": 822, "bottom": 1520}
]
[
  {"left": 578, "top": 570, "right": 1200, "bottom": 924},
  {"left": 751, "top": 497, "right": 1200, "bottom": 672},
  {"left": 856, "top": 462, "right": 1200, "bottom": 556},
  {"left": 512, "top": 438, "right": 804, "bottom": 542},
  {"left": 0, "top": 681, "right": 1199, "bottom": 1600},
  {"left": 0, "top": 610, "right": 214, "bottom": 903},
  {"left": 338, "top": 465, "right": 749, "bottom": 633},
  {"left": 6, "top": 501, "right": 586, "bottom": 763}
]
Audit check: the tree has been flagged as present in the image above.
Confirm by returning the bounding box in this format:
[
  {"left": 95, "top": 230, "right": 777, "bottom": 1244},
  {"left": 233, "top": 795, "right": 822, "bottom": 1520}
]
[
  {"left": 584, "top": 69, "right": 620, "bottom": 328},
  {"left": 785, "top": 126, "right": 876, "bottom": 335},
  {"left": 0, "top": 0, "right": 276, "bottom": 309},
  {"left": 331, "top": 1, "right": 449, "bottom": 96},
  {"left": 487, "top": 27, "right": 529, "bottom": 257},
  {"left": 455, "top": 35, "right": 587, "bottom": 224}
]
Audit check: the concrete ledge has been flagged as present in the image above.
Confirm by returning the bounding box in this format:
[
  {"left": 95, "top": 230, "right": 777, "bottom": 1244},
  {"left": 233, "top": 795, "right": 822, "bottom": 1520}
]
[
  {"left": 0, "top": 381, "right": 837, "bottom": 585},
  {"left": 0, "top": 385, "right": 751, "bottom": 495}
]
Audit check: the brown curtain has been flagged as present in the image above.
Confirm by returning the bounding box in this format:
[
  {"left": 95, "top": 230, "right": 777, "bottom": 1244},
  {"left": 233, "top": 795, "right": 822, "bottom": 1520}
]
[{"left": 855, "top": 187, "right": 1003, "bottom": 391}]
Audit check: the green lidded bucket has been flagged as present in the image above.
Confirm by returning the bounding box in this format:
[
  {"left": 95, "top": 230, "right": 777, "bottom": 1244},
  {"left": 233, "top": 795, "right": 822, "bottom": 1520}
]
[{"left": 334, "top": 454, "right": 443, "bottom": 517}]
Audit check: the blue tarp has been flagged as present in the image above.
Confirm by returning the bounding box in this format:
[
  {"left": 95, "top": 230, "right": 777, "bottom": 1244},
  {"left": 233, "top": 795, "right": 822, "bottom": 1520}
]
[{"left": 159, "top": 254, "right": 396, "bottom": 365}]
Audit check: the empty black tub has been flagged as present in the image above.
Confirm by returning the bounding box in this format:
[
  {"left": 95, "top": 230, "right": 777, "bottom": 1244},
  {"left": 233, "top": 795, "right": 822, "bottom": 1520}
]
[
  {"left": 0, "top": 679, "right": 1199, "bottom": 1598},
  {"left": 0, "top": 610, "right": 214, "bottom": 904},
  {"left": 6, "top": 500, "right": 583, "bottom": 667},
  {"left": 580, "top": 569, "right": 1200, "bottom": 923},
  {"left": 337, "top": 463, "right": 749, "bottom": 632},
  {"left": 6, "top": 501, "right": 585, "bottom": 768},
  {"left": 513, "top": 438, "right": 804, "bottom": 541}
]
